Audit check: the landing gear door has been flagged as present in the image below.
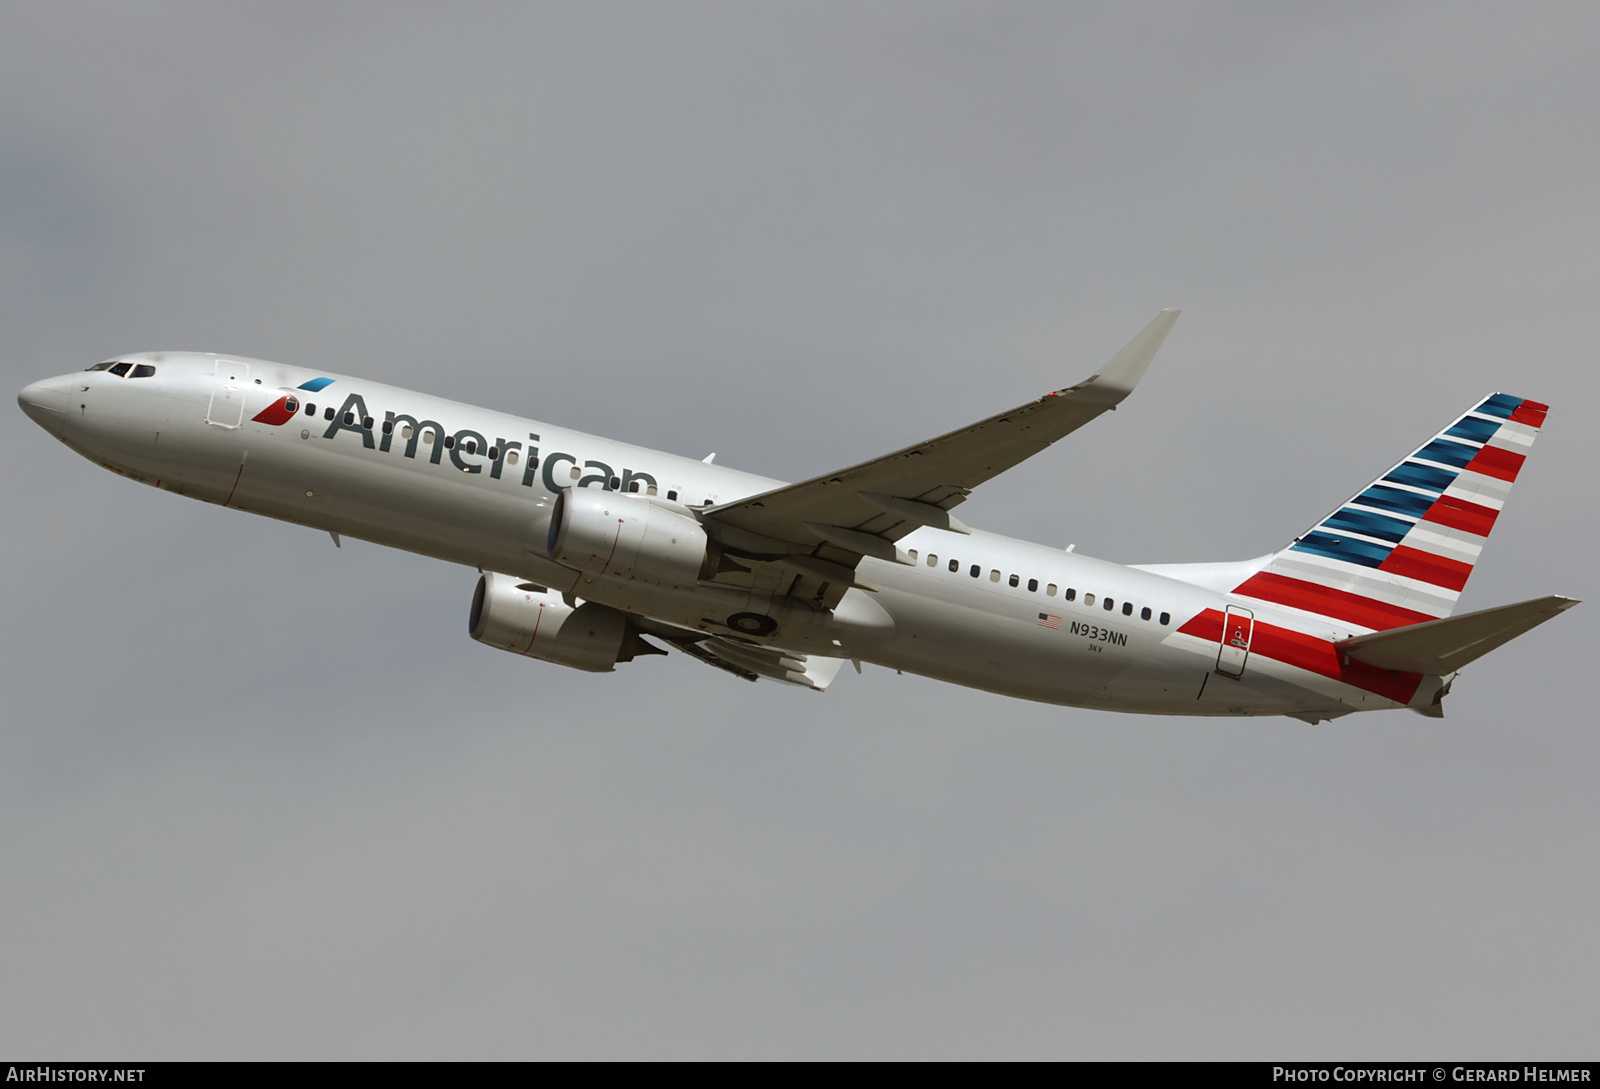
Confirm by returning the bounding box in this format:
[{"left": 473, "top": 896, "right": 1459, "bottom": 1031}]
[
  {"left": 1216, "top": 605, "right": 1254, "bottom": 679},
  {"left": 205, "top": 360, "right": 250, "bottom": 429}
]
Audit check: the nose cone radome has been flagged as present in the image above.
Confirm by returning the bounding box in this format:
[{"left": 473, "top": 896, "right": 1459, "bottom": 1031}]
[{"left": 18, "top": 374, "right": 73, "bottom": 437}]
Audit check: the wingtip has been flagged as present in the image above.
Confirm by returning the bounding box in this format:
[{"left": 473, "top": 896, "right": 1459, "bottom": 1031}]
[{"left": 1078, "top": 309, "right": 1181, "bottom": 401}]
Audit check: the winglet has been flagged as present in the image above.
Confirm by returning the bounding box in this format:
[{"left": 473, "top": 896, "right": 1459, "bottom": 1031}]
[{"left": 1073, "top": 309, "right": 1181, "bottom": 405}]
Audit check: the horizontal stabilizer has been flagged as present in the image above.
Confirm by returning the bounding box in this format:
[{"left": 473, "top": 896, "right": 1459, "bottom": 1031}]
[{"left": 1337, "top": 595, "right": 1579, "bottom": 675}]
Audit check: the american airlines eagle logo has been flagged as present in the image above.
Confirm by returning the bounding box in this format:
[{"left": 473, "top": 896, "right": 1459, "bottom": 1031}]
[{"left": 251, "top": 377, "right": 335, "bottom": 426}]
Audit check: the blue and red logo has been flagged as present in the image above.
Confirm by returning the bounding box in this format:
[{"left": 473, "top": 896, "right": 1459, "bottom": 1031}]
[{"left": 252, "top": 377, "right": 335, "bottom": 426}]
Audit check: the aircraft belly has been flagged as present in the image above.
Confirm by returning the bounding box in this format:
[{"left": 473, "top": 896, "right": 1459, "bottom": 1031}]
[
  {"left": 862, "top": 582, "right": 1365, "bottom": 717},
  {"left": 230, "top": 438, "right": 550, "bottom": 573},
  {"left": 863, "top": 587, "right": 1126, "bottom": 705}
]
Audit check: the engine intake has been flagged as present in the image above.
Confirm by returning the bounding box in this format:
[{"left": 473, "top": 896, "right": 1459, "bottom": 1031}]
[
  {"left": 546, "top": 489, "right": 709, "bottom": 588},
  {"left": 468, "top": 572, "right": 660, "bottom": 672}
]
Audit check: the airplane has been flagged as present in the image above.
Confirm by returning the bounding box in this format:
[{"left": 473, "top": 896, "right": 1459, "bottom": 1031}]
[{"left": 15, "top": 310, "right": 1578, "bottom": 722}]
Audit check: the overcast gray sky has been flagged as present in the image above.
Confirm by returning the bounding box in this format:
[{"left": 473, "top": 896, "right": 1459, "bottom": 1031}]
[{"left": 2, "top": 2, "right": 1596, "bottom": 1059}]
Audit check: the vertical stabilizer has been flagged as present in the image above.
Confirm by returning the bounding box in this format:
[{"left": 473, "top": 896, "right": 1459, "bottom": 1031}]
[{"left": 1231, "top": 394, "right": 1549, "bottom": 632}]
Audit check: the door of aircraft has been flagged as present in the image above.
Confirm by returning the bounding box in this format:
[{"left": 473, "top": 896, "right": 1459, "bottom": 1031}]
[
  {"left": 1215, "top": 605, "right": 1254, "bottom": 679},
  {"left": 204, "top": 360, "right": 250, "bottom": 429}
]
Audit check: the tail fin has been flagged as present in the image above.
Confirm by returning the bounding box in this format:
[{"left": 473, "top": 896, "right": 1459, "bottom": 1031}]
[{"left": 1232, "top": 393, "right": 1549, "bottom": 632}]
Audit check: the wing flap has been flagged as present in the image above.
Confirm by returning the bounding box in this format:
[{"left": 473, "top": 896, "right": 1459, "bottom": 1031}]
[
  {"left": 702, "top": 639, "right": 847, "bottom": 690},
  {"left": 647, "top": 622, "right": 849, "bottom": 691}
]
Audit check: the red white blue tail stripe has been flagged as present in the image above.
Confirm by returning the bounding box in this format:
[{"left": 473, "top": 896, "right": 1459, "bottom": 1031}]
[{"left": 1231, "top": 393, "right": 1548, "bottom": 632}]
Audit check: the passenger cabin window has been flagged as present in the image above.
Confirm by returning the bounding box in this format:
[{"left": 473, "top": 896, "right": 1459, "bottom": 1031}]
[
  {"left": 667, "top": 490, "right": 678, "bottom": 501},
  {"left": 109, "top": 362, "right": 132, "bottom": 376},
  {"left": 1083, "top": 593, "right": 1095, "bottom": 606},
  {"left": 1104, "top": 597, "right": 1115, "bottom": 611},
  {"left": 1027, "top": 578, "right": 1038, "bottom": 592},
  {"left": 948, "top": 559, "right": 958, "bottom": 572},
  {"left": 1122, "top": 601, "right": 1133, "bottom": 616},
  {"left": 131, "top": 364, "right": 156, "bottom": 378},
  {"left": 402, "top": 425, "right": 414, "bottom": 441},
  {"left": 927, "top": 554, "right": 937, "bottom": 567},
  {"left": 1046, "top": 583, "right": 1057, "bottom": 597},
  {"left": 444, "top": 435, "right": 455, "bottom": 449},
  {"left": 343, "top": 412, "right": 355, "bottom": 425},
  {"left": 506, "top": 451, "right": 519, "bottom": 465},
  {"left": 305, "top": 403, "right": 316, "bottom": 416},
  {"left": 1141, "top": 606, "right": 1152, "bottom": 621},
  {"left": 324, "top": 407, "right": 335, "bottom": 420},
  {"left": 362, "top": 416, "right": 374, "bottom": 429},
  {"left": 1064, "top": 588, "right": 1076, "bottom": 601},
  {"left": 907, "top": 549, "right": 918, "bottom": 562},
  {"left": 284, "top": 397, "right": 299, "bottom": 413},
  {"left": 989, "top": 569, "right": 1001, "bottom": 583},
  {"left": 1008, "top": 574, "right": 1019, "bottom": 587},
  {"left": 1159, "top": 612, "right": 1171, "bottom": 626},
  {"left": 382, "top": 420, "right": 393, "bottom": 434},
  {"left": 969, "top": 565, "right": 980, "bottom": 578}
]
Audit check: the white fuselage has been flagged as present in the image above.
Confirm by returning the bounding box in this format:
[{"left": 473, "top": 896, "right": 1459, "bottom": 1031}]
[{"left": 22, "top": 352, "right": 1441, "bottom": 719}]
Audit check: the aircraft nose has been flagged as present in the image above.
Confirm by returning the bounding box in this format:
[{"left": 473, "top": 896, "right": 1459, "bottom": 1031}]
[{"left": 17, "top": 374, "right": 73, "bottom": 437}]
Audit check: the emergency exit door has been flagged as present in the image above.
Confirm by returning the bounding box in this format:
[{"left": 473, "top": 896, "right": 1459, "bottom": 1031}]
[{"left": 1216, "top": 605, "right": 1254, "bottom": 679}]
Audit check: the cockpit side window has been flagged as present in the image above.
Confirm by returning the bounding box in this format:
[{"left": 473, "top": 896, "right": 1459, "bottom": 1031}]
[
  {"left": 131, "top": 364, "right": 156, "bottom": 378},
  {"left": 87, "top": 361, "right": 117, "bottom": 371},
  {"left": 108, "top": 362, "right": 132, "bottom": 376}
]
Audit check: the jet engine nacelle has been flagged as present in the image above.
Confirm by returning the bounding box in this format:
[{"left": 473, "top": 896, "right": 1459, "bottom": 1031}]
[
  {"left": 546, "top": 488, "right": 709, "bottom": 588},
  {"left": 468, "top": 571, "right": 658, "bottom": 672}
]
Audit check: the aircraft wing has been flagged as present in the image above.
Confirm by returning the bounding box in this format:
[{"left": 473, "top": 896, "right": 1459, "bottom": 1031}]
[{"left": 702, "top": 310, "right": 1180, "bottom": 569}]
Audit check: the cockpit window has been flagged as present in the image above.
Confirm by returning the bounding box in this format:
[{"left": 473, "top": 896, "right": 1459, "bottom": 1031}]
[
  {"left": 131, "top": 364, "right": 156, "bottom": 378},
  {"left": 108, "top": 362, "right": 132, "bottom": 376},
  {"left": 87, "top": 361, "right": 117, "bottom": 371}
]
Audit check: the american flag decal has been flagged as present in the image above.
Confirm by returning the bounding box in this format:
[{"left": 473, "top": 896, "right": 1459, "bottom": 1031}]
[{"left": 1037, "top": 613, "right": 1061, "bottom": 629}]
